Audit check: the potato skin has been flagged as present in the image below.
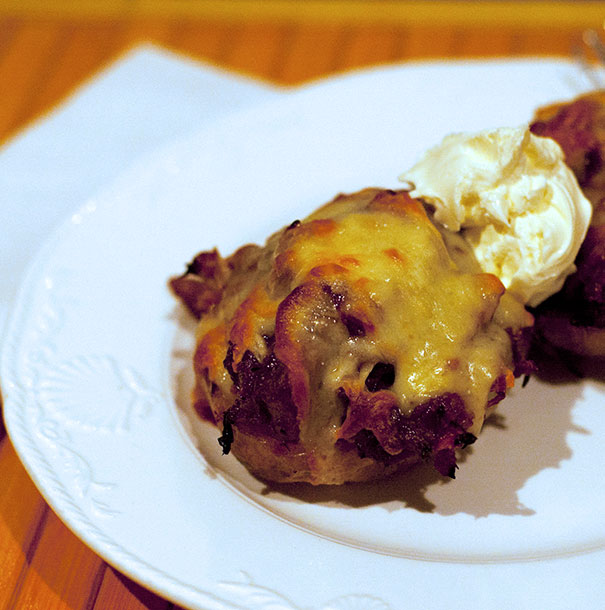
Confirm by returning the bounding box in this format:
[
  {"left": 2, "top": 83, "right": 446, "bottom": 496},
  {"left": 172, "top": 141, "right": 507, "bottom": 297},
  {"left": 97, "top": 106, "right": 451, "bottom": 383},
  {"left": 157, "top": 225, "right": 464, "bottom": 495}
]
[{"left": 172, "top": 189, "right": 533, "bottom": 484}]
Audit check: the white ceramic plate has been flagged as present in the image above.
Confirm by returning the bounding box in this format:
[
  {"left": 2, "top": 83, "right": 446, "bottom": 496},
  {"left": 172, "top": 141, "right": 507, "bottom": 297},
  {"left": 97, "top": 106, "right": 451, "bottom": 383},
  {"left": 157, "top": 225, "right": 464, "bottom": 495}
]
[{"left": 3, "top": 59, "right": 605, "bottom": 610}]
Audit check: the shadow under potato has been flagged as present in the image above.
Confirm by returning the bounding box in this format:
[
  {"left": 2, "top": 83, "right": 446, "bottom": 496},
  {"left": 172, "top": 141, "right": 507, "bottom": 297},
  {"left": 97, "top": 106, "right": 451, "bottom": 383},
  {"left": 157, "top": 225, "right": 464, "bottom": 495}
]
[
  {"left": 259, "top": 339, "right": 597, "bottom": 518},
  {"left": 171, "top": 304, "right": 592, "bottom": 520},
  {"left": 260, "top": 367, "right": 585, "bottom": 520}
]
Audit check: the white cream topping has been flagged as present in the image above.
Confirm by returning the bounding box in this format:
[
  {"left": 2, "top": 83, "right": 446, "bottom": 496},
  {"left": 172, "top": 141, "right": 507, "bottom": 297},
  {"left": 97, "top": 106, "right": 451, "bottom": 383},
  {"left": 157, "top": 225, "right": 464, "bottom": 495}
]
[{"left": 400, "top": 127, "right": 592, "bottom": 307}]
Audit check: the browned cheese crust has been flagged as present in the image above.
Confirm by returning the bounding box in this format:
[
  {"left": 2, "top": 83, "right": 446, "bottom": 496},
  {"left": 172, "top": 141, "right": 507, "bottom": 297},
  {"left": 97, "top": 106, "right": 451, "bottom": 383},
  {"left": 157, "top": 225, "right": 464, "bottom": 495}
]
[
  {"left": 171, "top": 189, "right": 533, "bottom": 485},
  {"left": 530, "top": 91, "right": 605, "bottom": 356}
]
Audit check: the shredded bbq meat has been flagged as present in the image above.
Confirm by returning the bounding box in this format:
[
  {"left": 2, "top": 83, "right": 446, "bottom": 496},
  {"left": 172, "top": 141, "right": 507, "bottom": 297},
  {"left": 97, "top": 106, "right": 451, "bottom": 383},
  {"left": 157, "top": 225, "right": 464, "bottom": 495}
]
[
  {"left": 529, "top": 92, "right": 605, "bottom": 355},
  {"left": 562, "top": 226, "right": 605, "bottom": 328},
  {"left": 530, "top": 96, "right": 604, "bottom": 188},
  {"left": 507, "top": 327, "right": 538, "bottom": 377},
  {"left": 170, "top": 250, "right": 228, "bottom": 319},
  {"left": 338, "top": 391, "right": 475, "bottom": 478},
  {"left": 218, "top": 341, "right": 299, "bottom": 453},
  {"left": 534, "top": 226, "right": 605, "bottom": 329},
  {"left": 171, "top": 244, "right": 263, "bottom": 320}
]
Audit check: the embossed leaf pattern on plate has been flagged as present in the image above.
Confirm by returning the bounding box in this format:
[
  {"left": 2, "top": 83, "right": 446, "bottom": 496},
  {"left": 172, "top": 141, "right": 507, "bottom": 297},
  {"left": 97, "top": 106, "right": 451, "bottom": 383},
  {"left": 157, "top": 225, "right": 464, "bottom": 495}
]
[
  {"left": 36, "top": 354, "right": 160, "bottom": 433},
  {"left": 17, "top": 261, "right": 164, "bottom": 519}
]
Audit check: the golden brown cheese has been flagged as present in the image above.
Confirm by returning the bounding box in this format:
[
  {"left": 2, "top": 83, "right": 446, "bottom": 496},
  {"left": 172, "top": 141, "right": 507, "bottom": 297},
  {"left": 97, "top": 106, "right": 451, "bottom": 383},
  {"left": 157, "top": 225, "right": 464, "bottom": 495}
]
[
  {"left": 278, "top": 191, "right": 512, "bottom": 434},
  {"left": 172, "top": 188, "right": 533, "bottom": 485}
]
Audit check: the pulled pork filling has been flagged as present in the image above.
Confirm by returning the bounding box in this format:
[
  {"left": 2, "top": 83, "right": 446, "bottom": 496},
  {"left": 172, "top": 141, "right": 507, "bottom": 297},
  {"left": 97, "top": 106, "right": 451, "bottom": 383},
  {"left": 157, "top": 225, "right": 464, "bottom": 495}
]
[
  {"left": 337, "top": 390, "right": 476, "bottom": 478},
  {"left": 536, "top": 227, "right": 605, "bottom": 328},
  {"left": 219, "top": 340, "right": 300, "bottom": 453},
  {"left": 529, "top": 92, "right": 605, "bottom": 355},
  {"left": 172, "top": 188, "right": 533, "bottom": 485}
]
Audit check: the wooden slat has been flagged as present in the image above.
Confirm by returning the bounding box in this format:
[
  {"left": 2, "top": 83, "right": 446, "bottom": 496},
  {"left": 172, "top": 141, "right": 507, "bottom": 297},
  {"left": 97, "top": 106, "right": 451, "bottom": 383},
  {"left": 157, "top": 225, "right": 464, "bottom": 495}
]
[
  {"left": 0, "top": 1, "right": 603, "bottom": 28},
  {"left": 0, "top": 19, "right": 67, "bottom": 138},
  {"left": 8, "top": 508, "right": 105, "bottom": 609},
  {"left": 340, "top": 24, "right": 407, "bottom": 68},
  {"left": 0, "top": 439, "right": 48, "bottom": 605},
  {"left": 217, "top": 21, "right": 291, "bottom": 83},
  {"left": 511, "top": 27, "right": 579, "bottom": 57},
  {"left": 277, "top": 23, "right": 355, "bottom": 84},
  {"left": 399, "top": 25, "right": 458, "bottom": 60},
  {"left": 0, "top": 15, "right": 591, "bottom": 142},
  {"left": 159, "top": 18, "right": 232, "bottom": 63},
  {"left": 0, "top": 16, "right": 22, "bottom": 60},
  {"left": 92, "top": 568, "right": 172, "bottom": 610},
  {"left": 27, "top": 19, "right": 129, "bottom": 123}
]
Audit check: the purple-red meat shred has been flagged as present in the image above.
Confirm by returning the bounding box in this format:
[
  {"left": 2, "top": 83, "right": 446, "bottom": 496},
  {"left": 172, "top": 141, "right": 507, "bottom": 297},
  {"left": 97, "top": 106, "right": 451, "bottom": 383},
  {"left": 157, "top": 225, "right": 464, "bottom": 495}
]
[
  {"left": 507, "top": 326, "right": 537, "bottom": 377},
  {"left": 218, "top": 341, "right": 299, "bottom": 454},
  {"left": 348, "top": 392, "right": 476, "bottom": 478},
  {"left": 532, "top": 226, "right": 605, "bottom": 329}
]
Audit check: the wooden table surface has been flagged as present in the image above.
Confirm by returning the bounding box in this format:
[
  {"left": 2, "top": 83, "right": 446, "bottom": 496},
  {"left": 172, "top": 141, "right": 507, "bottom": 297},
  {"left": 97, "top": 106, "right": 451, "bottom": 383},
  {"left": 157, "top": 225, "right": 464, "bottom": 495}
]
[{"left": 0, "top": 2, "right": 603, "bottom": 609}]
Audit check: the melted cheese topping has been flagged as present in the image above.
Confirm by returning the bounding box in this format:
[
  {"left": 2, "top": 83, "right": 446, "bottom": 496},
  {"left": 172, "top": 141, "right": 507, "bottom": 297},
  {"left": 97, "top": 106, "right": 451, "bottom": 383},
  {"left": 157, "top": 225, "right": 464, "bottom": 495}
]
[{"left": 280, "top": 192, "right": 514, "bottom": 434}]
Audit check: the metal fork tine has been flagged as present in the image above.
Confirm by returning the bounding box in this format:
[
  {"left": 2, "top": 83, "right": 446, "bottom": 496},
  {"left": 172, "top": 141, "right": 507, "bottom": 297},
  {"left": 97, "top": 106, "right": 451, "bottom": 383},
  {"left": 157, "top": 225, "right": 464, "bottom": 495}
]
[
  {"left": 584, "top": 29, "right": 605, "bottom": 65},
  {"left": 574, "top": 44, "right": 603, "bottom": 89},
  {"left": 578, "top": 29, "right": 605, "bottom": 89}
]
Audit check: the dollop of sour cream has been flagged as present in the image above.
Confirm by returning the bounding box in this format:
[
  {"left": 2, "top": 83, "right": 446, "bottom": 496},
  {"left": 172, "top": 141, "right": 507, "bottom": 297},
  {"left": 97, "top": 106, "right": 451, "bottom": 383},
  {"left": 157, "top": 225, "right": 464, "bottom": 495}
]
[{"left": 400, "top": 127, "right": 592, "bottom": 307}]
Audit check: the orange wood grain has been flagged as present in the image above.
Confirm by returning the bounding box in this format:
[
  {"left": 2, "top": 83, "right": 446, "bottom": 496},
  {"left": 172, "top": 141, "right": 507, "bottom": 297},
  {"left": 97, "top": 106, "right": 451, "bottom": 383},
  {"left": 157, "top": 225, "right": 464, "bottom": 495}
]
[
  {"left": 220, "top": 21, "right": 291, "bottom": 82},
  {"left": 92, "top": 568, "right": 174, "bottom": 610},
  {"left": 0, "top": 438, "right": 48, "bottom": 606},
  {"left": 8, "top": 510, "right": 105, "bottom": 610},
  {"left": 0, "top": 19, "right": 67, "bottom": 138},
  {"left": 341, "top": 24, "right": 406, "bottom": 68},
  {"left": 29, "top": 20, "right": 129, "bottom": 120},
  {"left": 0, "top": 5, "right": 596, "bottom": 609},
  {"left": 0, "top": 16, "right": 592, "bottom": 144}
]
